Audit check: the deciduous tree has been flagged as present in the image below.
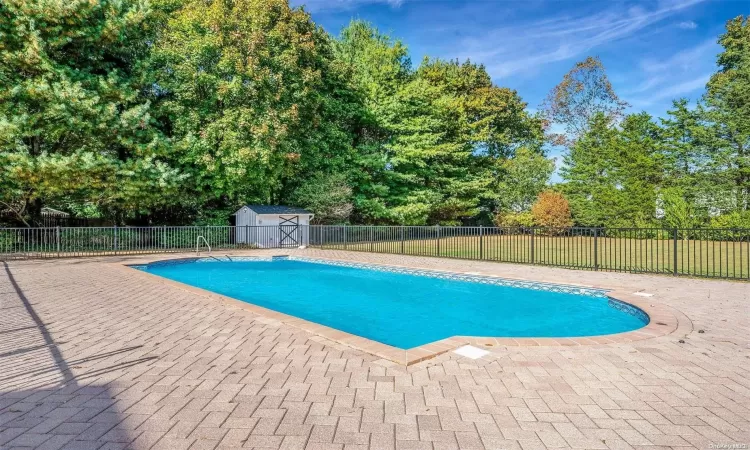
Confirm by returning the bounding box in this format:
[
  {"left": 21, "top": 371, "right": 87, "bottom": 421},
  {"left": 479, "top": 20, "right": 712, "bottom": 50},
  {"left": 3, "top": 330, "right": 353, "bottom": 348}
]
[
  {"left": 493, "top": 148, "right": 554, "bottom": 214},
  {"left": 531, "top": 191, "right": 573, "bottom": 228},
  {"left": 148, "top": 0, "right": 362, "bottom": 208},
  {"left": 291, "top": 173, "right": 353, "bottom": 224},
  {"left": 541, "top": 56, "right": 628, "bottom": 145}
]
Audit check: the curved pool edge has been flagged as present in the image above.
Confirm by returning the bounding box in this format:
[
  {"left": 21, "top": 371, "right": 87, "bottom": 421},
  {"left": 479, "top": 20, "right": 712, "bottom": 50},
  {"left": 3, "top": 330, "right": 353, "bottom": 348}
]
[{"left": 119, "top": 255, "right": 683, "bottom": 366}]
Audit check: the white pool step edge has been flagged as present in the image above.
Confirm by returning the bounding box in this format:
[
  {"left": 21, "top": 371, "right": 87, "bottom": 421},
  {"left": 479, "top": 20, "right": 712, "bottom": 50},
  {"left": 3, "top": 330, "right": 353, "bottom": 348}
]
[{"left": 453, "top": 345, "right": 490, "bottom": 359}]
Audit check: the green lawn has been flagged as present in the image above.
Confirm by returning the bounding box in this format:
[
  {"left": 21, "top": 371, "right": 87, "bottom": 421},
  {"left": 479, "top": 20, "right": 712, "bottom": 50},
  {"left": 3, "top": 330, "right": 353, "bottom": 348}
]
[
  {"left": 317, "top": 234, "right": 750, "bottom": 279},
  {"left": 2, "top": 226, "right": 748, "bottom": 279}
]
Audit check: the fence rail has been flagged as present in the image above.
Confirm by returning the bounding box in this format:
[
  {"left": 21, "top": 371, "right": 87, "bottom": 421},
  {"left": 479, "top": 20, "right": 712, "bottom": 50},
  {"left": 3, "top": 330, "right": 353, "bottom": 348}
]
[{"left": 1, "top": 225, "right": 749, "bottom": 280}]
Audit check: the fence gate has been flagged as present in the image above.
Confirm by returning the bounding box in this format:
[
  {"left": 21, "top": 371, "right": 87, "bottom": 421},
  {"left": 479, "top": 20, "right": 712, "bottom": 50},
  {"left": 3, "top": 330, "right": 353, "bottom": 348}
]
[{"left": 278, "top": 216, "right": 299, "bottom": 247}]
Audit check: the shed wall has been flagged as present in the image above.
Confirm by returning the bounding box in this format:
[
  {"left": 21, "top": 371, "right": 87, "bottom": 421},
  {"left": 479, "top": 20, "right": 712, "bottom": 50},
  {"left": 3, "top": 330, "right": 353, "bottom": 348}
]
[{"left": 235, "top": 211, "right": 312, "bottom": 247}]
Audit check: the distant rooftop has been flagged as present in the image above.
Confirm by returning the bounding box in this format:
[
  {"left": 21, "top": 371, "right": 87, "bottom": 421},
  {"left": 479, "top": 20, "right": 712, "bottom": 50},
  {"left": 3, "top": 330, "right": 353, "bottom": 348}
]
[
  {"left": 41, "top": 207, "right": 70, "bottom": 217},
  {"left": 238, "top": 205, "right": 312, "bottom": 215}
]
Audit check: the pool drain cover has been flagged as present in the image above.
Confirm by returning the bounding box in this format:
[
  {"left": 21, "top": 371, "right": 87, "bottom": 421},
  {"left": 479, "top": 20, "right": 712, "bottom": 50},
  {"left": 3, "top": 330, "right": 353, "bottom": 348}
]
[{"left": 454, "top": 345, "right": 490, "bottom": 359}]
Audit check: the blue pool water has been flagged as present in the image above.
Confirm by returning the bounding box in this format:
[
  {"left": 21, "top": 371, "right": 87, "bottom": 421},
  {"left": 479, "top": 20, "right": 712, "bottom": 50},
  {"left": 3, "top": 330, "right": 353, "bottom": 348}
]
[{"left": 135, "top": 258, "right": 648, "bottom": 349}]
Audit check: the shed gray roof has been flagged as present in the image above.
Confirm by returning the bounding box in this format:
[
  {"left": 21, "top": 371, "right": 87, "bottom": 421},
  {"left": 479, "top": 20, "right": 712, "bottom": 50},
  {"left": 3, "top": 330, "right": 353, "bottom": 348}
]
[{"left": 238, "top": 205, "right": 312, "bottom": 215}]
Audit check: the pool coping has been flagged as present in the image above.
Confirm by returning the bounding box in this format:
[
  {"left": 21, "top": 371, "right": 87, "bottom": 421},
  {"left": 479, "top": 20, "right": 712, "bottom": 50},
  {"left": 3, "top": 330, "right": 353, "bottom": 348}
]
[{"left": 116, "top": 253, "right": 684, "bottom": 366}]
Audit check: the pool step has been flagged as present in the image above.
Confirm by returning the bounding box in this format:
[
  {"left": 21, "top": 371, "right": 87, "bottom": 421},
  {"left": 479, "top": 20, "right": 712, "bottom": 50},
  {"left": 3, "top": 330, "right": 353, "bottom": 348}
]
[{"left": 453, "top": 345, "right": 490, "bottom": 360}]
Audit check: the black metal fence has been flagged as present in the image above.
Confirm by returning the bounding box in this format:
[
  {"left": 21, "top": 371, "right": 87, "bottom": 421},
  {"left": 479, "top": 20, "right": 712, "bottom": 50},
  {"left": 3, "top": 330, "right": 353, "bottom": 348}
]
[
  {"left": 310, "top": 226, "right": 750, "bottom": 280},
  {"left": 1, "top": 225, "right": 749, "bottom": 280}
]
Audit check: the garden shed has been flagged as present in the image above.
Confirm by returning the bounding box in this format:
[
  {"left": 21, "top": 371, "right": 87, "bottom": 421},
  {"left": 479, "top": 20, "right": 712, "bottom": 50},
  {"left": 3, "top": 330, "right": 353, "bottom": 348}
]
[{"left": 233, "top": 205, "right": 314, "bottom": 248}]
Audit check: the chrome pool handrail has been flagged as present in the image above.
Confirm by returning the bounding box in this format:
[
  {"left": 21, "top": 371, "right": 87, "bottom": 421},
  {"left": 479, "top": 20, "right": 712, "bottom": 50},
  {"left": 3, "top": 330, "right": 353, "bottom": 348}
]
[{"left": 196, "top": 235, "right": 211, "bottom": 256}]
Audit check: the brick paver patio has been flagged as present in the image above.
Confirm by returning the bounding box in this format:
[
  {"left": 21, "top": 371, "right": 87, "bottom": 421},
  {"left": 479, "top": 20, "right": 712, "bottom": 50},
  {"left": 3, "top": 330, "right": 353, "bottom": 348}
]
[{"left": 1, "top": 249, "right": 748, "bottom": 450}]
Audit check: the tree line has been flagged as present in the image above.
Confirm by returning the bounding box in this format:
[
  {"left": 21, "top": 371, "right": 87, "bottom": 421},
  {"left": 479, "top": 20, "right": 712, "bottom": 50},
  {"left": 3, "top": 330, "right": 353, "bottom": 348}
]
[
  {"left": 549, "top": 21, "right": 749, "bottom": 230},
  {"left": 0, "top": 0, "right": 747, "bottom": 229}
]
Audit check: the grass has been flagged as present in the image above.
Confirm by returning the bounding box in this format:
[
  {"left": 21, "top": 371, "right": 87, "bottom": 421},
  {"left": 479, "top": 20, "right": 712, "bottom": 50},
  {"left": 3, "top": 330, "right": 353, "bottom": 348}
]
[
  {"left": 320, "top": 234, "right": 750, "bottom": 279},
  {"left": 2, "top": 226, "right": 748, "bottom": 279}
]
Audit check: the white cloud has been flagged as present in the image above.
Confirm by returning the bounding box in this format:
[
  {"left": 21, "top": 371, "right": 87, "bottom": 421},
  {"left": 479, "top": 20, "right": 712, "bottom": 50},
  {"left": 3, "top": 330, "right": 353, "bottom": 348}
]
[
  {"left": 629, "top": 73, "right": 711, "bottom": 109},
  {"left": 451, "top": 0, "right": 705, "bottom": 79},
  {"left": 638, "top": 39, "right": 716, "bottom": 73},
  {"left": 627, "top": 39, "right": 717, "bottom": 106},
  {"left": 651, "top": 72, "right": 712, "bottom": 100},
  {"left": 678, "top": 20, "right": 698, "bottom": 29}
]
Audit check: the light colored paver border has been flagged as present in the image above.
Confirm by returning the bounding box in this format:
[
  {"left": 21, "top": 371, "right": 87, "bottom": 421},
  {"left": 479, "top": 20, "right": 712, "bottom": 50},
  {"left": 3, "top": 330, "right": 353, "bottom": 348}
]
[{"left": 115, "top": 252, "right": 684, "bottom": 366}]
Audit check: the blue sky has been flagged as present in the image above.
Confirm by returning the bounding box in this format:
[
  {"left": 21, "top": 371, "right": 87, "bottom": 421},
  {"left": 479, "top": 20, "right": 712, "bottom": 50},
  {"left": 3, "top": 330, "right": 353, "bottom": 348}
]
[{"left": 290, "top": 0, "right": 746, "bottom": 179}]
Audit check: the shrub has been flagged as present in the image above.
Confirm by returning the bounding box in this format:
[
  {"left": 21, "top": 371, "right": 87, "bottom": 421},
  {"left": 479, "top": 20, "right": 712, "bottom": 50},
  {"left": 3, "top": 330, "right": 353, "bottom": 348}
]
[
  {"left": 531, "top": 191, "right": 573, "bottom": 229},
  {"left": 659, "top": 189, "right": 705, "bottom": 238},
  {"left": 291, "top": 173, "right": 353, "bottom": 224},
  {"left": 709, "top": 211, "right": 750, "bottom": 229},
  {"left": 708, "top": 211, "right": 750, "bottom": 240},
  {"left": 493, "top": 211, "right": 534, "bottom": 228}
]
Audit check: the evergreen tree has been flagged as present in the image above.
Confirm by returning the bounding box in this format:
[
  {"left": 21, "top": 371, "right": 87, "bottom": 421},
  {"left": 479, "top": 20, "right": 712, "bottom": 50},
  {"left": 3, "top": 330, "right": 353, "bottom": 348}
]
[
  {"left": 335, "top": 21, "right": 547, "bottom": 225},
  {"left": 0, "top": 0, "right": 181, "bottom": 225},
  {"left": 560, "top": 113, "right": 619, "bottom": 226},
  {"left": 703, "top": 15, "right": 750, "bottom": 212},
  {"left": 612, "top": 113, "right": 665, "bottom": 225}
]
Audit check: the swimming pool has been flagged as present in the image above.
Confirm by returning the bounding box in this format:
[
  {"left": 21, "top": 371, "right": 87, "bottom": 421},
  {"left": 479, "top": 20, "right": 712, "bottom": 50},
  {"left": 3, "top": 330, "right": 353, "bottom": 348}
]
[{"left": 133, "top": 257, "right": 648, "bottom": 349}]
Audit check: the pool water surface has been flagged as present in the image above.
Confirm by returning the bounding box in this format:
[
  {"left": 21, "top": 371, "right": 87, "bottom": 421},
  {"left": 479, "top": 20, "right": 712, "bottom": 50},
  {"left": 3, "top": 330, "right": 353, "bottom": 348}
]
[{"left": 134, "top": 258, "right": 648, "bottom": 349}]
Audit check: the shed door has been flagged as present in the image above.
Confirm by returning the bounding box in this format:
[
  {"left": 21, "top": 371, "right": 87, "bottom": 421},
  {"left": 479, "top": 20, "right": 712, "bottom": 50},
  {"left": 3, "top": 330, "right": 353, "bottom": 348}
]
[{"left": 278, "top": 215, "right": 299, "bottom": 247}]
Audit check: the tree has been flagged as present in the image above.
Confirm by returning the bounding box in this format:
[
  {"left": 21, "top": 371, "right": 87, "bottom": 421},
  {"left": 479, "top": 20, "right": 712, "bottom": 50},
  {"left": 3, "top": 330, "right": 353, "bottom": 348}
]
[
  {"left": 334, "top": 22, "right": 545, "bottom": 225},
  {"left": 291, "top": 173, "right": 353, "bottom": 224},
  {"left": 560, "top": 113, "right": 619, "bottom": 226},
  {"left": 148, "top": 0, "right": 363, "bottom": 209},
  {"left": 416, "top": 59, "right": 544, "bottom": 159},
  {"left": 334, "top": 20, "right": 411, "bottom": 117},
  {"left": 384, "top": 75, "right": 481, "bottom": 225},
  {"left": 531, "top": 191, "right": 573, "bottom": 228},
  {"left": 611, "top": 113, "right": 665, "bottom": 225},
  {"left": 709, "top": 210, "right": 750, "bottom": 229},
  {"left": 659, "top": 99, "right": 732, "bottom": 218},
  {"left": 417, "top": 59, "right": 546, "bottom": 221},
  {"left": 493, "top": 210, "right": 534, "bottom": 228},
  {"left": 493, "top": 148, "right": 554, "bottom": 213},
  {"left": 703, "top": 16, "right": 750, "bottom": 212},
  {"left": 0, "top": 0, "right": 182, "bottom": 225},
  {"left": 659, "top": 188, "right": 705, "bottom": 236},
  {"left": 660, "top": 100, "right": 706, "bottom": 193},
  {"left": 331, "top": 21, "right": 409, "bottom": 224},
  {"left": 335, "top": 22, "right": 482, "bottom": 225},
  {"left": 541, "top": 56, "right": 628, "bottom": 145},
  {"left": 560, "top": 111, "right": 668, "bottom": 227}
]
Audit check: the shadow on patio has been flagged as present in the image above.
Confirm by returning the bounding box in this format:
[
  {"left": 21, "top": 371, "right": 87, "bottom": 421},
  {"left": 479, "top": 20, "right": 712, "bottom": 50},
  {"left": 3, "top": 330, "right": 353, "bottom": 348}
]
[{"left": 0, "top": 262, "right": 156, "bottom": 449}]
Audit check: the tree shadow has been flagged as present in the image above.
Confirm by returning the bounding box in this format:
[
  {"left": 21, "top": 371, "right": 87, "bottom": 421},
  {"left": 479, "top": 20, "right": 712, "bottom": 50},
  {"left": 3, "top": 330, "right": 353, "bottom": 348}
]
[{"left": 0, "top": 262, "right": 154, "bottom": 449}]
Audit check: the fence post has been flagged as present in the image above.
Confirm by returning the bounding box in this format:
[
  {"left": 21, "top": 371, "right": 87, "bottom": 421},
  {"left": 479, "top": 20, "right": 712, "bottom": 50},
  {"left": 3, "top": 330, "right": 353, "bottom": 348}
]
[
  {"left": 344, "top": 225, "right": 348, "bottom": 250},
  {"left": 436, "top": 225, "right": 441, "bottom": 256},
  {"left": 530, "top": 227, "right": 535, "bottom": 264},
  {"left": 401, "top": 226, "right": 405, "bottom": 254},
  {"left": 673, "top": 228, "right": 678, "bottom": 276},
  {"left": 56, "top": 226, "right": 60, "bottom": 257},
  {"left": 593, "top": 228, "right": 598, "bottom": 270},
  {"left": 370, "top": 227, "right": 374, "bottom": 252},
  {"left": 114, "top": 225, "right": 118, "bottom": 255},
  {"left": 479, "top": 225, "right": 484, "bottom": 260}
]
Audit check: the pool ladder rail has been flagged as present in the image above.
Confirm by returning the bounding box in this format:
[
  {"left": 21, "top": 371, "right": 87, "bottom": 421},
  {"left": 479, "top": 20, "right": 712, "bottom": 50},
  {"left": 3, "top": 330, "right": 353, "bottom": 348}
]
[{"left": 196, "top": 236, "right": 211, "bottom": 256}]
